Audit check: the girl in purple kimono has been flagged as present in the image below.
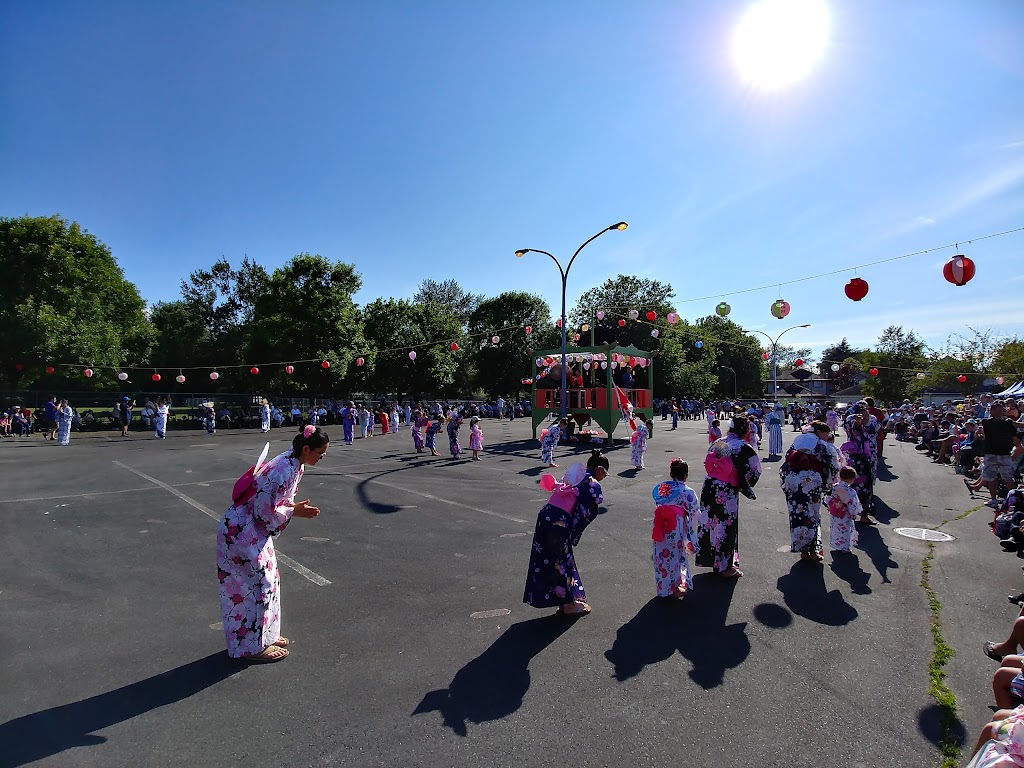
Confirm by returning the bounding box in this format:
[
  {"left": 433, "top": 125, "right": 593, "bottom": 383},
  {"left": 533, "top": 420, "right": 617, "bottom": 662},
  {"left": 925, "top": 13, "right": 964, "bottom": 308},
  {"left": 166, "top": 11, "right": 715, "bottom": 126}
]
[
  {"left": 412, "top": 409, "right": 428, "bottom": 452},
  {"left": 524, "top": 450, "right": 610, "bottom": 616},
  {"left": 694, "top": 416, "right": 762, "bottom": 578},
  {"left": 447, "top": 412, "right": 464, "bottom": 458},
  {"left": 216, "top": 426, "right": 328, "bottom": 663},
  {"left": 842, "top": 403, "right": 879, "bottom": 525}
]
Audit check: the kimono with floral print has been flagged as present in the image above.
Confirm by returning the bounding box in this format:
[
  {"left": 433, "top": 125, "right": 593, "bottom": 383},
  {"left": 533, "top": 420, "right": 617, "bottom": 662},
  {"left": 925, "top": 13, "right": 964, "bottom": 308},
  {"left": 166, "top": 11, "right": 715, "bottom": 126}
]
[
  {"left": 695, "top": 435, "right": 762, "bottom": 573},
  {"left": 217, "top": 451, "right": 302, "bottom": 658},
  {"left": 412, "top": 415, "right": 428, "bottom": 450},
  {"left": 780, "top": 437, "right": 840, "bottom": 557},
  {"left": 447, "top": 415, "right": 463, "bottom": 457},
  {"left": 523, "top": 473, "right": 604, "bottom": 608},
  {"left": 828, "top": 481, "right": 862, "bottom": 551},
  {"left": 631, "top": 423, "right": 649, "bottom": 468},
  {"left": 843, "top": 414, "right": 879, "bottom": 515},
  {"left": 540, "top": 423, "right": 561, "bottom": 465},
  {"left": 651, "top": 480, "right": 700, "bottom": 595}
]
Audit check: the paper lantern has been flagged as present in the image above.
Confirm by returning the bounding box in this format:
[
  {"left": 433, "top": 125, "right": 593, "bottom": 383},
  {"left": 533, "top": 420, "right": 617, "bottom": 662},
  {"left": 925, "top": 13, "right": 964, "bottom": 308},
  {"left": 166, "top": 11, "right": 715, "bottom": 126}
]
[
  {"left": 957, "top": 374, "right": 967, "bottom": 383},
  {"left": 356, "top": 357, "right": 364, "bottom": 366},
  {"left": 695, "top": 341, "right": 703, "bottom": 349},
  {"left": 409, "top": 351, "right": 417, "bottom": 361},
  {"left": 618, "top": 319, "right": 626, "bottom": 327},
  {"left": 600, "top": 361, "right": 608, "bottom": 369},
  {"left": 536, "top": 357, "right": 544, "bottom": 367},
  {"left": 210, "top": 371, "right": 220, "bottom": 380},
  {"left": 573, "top": 333, "right": 580, "bottom": 341},
  {"left": 175, "top": 374, "right": 186, "bottom": 384},
  {"left": 916, "top": 372, "right": 927, "bottom": 380},
  {"left": 14, "top": 363, "right": 23, "bottom": 371},
  {"left": 45, "top": 366, "right": 55, "bottom": 374},
  {"left": 762, "top": 352, "right": 770, "bottom": 361},
  {"left": 869, "top": 367, "right": 879, "bottom": 377},
  {"left": 596, "top": 310, "right": 605, "bottom": 321},
  {"left": 639, "top": 358, "right": 648, "bottom": 368},
  {"left": 581, "top": 324, "right": 589, "bottom": 332},
  {"left": 491, "top": 336, "right": 499, "bottom": 344},
  {"left": 117, "top": 371, "right": 129, "bottom": 381},
  {"left": 628, "top": 309, "right": 639, "bottom": 320},
  {"left": 830, "top": 363, "right": 840, "bottom": 372},
  {"left": 285, "top": 365, "right": 294, "bottom": 374},
  {"left": 321, "top": 360, "right": 330, "bottom": 369},
  {"left": 844, "top": 278, "right": 869, "bottom": 301},
  {"left": 651, "top": 329, "right": 660, "bottom": 338},
  {"left": 715, "top": 302, "right": 731, "bottom": 317},
  {"left": 250, "top": 367, "right": 259, "bottom": 375},
  {"left": 997, "top": 377, "right": 1005, "bottom": 385},
  {"left": 151, "top": 373, "right": 161, "bottom": 382},
  {"left": 628, "top": 356, "right": 637, "bottom": 366},
  {"left": 536, "top": 374, "right": 542, "bottom": 380},
  {"left": 771, "top": 299, "right": 791, "bottom": 319},
  {"left": 667, "top": 312, "right": 678, "bottom": 324},
  {"left": 795, "top": 358, "right": 804, "bottom": 367},
  {"left": 524, "top": 326, "right": 532, "bottom": 334},
  {"left": 646, "top": 311, "right": 657, "bottom": 322},
  {"left": 943, "top": 254, "right": 976, "bottom": 286},
  {"left": 450, "top": 343, "right": 459, "bottom": 351},
  {"left": 84, "top": 368, "right": 94, "bottom": 378},
  {"left": 611, "top": 362, "right": 618, "bottom": 368},
  {"left": 555, "top": 318, "right": 562, "bottom": 328}
]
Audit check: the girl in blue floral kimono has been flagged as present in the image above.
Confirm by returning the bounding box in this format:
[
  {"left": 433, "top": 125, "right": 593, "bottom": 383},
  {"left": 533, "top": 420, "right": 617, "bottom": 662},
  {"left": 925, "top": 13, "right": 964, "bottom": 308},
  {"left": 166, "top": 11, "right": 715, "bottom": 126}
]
[
  {"left": 631, "top": 417, "right": 650, "bottom": 470},
  {"left": 425, "top": 417, "right": 442, "bottom": 456},
  {"left": 447, "top": 412, "right": 464, "bottom": 458},
  {"left": 540, "top": 419, "right": 565, "bottom": 467},
  {"left": 694, "top": 416, "right": 762, "bottom": 578},
  {"left": 780, "top": 422, "right": 840, "bottom": 562},
  {"left": 767, "top": 404, "right": 784, "bottom": 457},
  {"left": 524, "top": 451, "right": 609, "bottom": 616},
  {"left": 56, "top": 399, "right": 73, "bottom": 446},
  {"left": 651, "top": 459, "right": 700, "bottom": 597}
]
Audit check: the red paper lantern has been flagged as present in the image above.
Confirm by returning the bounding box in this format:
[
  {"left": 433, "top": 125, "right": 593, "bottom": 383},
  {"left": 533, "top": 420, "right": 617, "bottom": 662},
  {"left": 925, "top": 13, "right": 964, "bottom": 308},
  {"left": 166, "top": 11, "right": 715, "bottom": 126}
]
[
  {"left": 450, "top": 342, "right": 459, "bottom": 351},
  {"left": 646, "top": 311, "right": 657, "bottom": 322},
  {"left": 151, "top": 373, "right": 161, "bottom": 382},
  {"left": 573, "top": 333, "right": 580, "bottom": 341},
  {"left": 943, "top": 255, "right": 976, "bottom": 286},
  {"left": 844, "top": 277, "right": 869, "bottom": 301},
  {"left": 795, "top": 359, "right": 804, "bottom": 367},
  {"left": 869, "top": 367, "right": 879, "bottom": 377},
  {"left": 957, "top": 374, "right": 967, "bottom": 383},
  {"left": 762, "top": 352, "right": 770, "bottom": 361},
  {"left": 14, "top": 363, "right": 24, "bottom": 371},
  {"left": 285, "top": 365, "right": 294, "bottom": 374},
  {"left": 321, "top": 360, "right": 330, "bottom": 369},
  {"left": 84, "top": 368, "right": 94, "bottom": 378},
  {"left": 618, "top": 319, "right": 626, "bottom": 327},
  {"left": 555, "top": 318, "right": 562, "bottom": 328},
  {"left": 524, "top": 326, "right": 532, "bottom": 334},
  {"left": 356, "top": 358, "right": 364, "bottom": 366},
  {"left": 250, "top": 367, "right": 259, "bottom": 375},
  {"left": 45, "top": 366, "right": 55, "bottom": 374}
]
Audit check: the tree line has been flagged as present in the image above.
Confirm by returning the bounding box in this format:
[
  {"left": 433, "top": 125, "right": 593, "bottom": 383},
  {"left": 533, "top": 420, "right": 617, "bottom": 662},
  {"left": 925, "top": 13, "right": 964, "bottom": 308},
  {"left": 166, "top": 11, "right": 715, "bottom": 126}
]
[{"left": 1, "top": 215, "right": 1019, "bottom": 401}]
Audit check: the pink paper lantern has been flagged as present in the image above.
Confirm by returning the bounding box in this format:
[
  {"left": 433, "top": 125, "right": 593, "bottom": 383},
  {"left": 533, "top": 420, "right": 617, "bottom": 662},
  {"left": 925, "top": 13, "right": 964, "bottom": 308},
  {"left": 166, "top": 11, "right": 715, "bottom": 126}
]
[
  {"left": 285, "top": 365, "right": 294, "bottom": 374},
  {"left": 83, "top": 368, "right": 94, "bottom": 378},
  {"left": 210, "top": 371, "right": 220, "bottom": 380}
]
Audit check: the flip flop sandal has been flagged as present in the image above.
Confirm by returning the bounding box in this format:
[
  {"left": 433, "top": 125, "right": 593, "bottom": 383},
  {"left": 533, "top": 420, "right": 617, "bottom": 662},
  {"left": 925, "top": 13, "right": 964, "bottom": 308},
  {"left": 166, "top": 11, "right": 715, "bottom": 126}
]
[
  {"left": 244, "top": 646, "right": 289, "bottom": 663},
  {"left": 984, "top": 641, "right": 1005, "bottom": 662},
  {"left": 273, "top": 636, "right": 289, "bottom": 648},
  {"left": 560, "top": 603, "right": 592, "bottom": 617}
]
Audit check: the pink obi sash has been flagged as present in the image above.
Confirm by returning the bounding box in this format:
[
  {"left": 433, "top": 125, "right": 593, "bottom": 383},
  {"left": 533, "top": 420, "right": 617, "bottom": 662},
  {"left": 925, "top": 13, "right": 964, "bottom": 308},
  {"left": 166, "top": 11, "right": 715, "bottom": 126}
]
[
  {"left": 705, "top": 453, "right": 739, "bottom": 486},
  {"left": 546, "top": 484, "right": 579, "bottom": 514},
  {"left": 652, "top": 504, "right": 686, "bottom": 542}
]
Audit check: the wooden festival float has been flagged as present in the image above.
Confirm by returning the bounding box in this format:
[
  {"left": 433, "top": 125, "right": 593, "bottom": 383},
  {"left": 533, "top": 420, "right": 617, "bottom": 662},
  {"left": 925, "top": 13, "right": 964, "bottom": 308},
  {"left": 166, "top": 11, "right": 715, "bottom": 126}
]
[{"left": 529, "top": 344, "right": 654, "bottom": 443}]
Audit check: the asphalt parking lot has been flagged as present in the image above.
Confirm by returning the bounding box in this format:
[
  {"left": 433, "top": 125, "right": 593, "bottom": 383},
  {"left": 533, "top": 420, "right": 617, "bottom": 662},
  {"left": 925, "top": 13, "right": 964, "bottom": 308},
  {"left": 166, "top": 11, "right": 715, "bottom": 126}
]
[{"left": 0, "top": 416, "right": 1015, "bottom": 767}]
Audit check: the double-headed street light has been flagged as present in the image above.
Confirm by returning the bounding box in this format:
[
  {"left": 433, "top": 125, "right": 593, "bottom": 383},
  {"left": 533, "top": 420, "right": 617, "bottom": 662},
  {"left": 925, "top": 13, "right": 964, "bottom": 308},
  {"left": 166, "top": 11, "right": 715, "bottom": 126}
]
[
  {"left": 515, "top": 222, "right": 628, "bottom": 420},
  {"left": 748, "top": 324, "right": 811, "bottom": 401}
]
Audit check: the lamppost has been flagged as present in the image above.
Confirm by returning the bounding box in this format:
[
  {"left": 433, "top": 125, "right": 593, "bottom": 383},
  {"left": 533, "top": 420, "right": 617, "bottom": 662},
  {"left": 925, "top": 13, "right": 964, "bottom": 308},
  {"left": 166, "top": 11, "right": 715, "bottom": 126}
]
[
  {"left": 719, "top": 366, "right": 737, "bottom": 399},
  {"left": 516, "top": 222, "right": 628, "bottom": 420},
  {"left": 748, "top": 324, "right": 811, "bottom": 401}
]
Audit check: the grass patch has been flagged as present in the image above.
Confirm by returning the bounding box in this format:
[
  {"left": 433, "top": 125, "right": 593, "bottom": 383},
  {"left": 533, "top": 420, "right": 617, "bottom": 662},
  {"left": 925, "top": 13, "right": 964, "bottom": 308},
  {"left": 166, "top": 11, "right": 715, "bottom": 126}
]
[
  {"left": 952, "top": 503, "right": 986, "bottom": 523},
  {"left": 920, "top": 543, "right": 961, "bottom": 768}
]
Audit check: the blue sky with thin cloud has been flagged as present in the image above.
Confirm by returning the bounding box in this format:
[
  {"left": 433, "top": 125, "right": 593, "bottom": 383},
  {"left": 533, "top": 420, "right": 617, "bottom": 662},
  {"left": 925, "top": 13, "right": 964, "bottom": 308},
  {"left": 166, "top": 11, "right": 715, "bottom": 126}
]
[{"left": 2, "top": 1, "right": 1022, "bottom": 359}]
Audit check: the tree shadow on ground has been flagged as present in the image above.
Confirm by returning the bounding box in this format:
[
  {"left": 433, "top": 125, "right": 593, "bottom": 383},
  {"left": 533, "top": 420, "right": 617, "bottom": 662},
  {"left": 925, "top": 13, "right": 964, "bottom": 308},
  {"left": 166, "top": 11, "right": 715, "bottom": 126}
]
[
  {"left": 916, "top": 702, "right": 968, "bottom": 750},
  {"left": 0, "top": 652, "right": 241, "bottom": 767},
  {"left": 856, "top": 525, "right": 898, "bottom": 584},
  {"left": 412, "top": 614, "right": 575, "bottom": 736},
  {"left": 871, "top": 497, "right": 900, "bottom": 524},
  {"left": 604, "top": 575, "right": 750, "bottom": 689},
  {"left": 777, "top": 560, "right": 858, "bottom": 626},
  {"left": 829, "top": 551, "right": 872, "bottom": 594}
]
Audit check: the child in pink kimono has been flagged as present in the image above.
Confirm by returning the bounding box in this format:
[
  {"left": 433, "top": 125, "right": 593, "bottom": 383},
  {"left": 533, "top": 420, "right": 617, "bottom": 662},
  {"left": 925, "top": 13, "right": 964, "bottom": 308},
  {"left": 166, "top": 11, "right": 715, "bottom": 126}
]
[
  {"left": 828, "top": 466, "right": 863, "bottom": 553},
  {"left": 469, "top": 416, "right": 484, "bottom": 460},
  {"left": 651, "top": 459, "right": 700, "bottom": 597},
  {"left": 708, "top": 420, "right": 722, "bottom": 444}
]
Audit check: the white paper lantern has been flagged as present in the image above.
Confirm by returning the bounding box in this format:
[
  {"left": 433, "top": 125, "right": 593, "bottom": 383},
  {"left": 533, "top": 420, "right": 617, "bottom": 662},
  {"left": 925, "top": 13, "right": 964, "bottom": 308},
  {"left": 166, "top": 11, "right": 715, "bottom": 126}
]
[
  {"left": 651, "top": 329, "right": 660, "bottom": 338},
  {"left": 628, "top": 309, "right": 639, "bottom": 320},
  {"left": 583, "top": 362, "right": 591, "bottom": 370},
  {"left": 600, "top": 361, "right": 608, "bottom": 369},
  {"left": 831, "top": 363, "right": 840, "bottom": 372},
  {"left": 117, "top": 371, "right": 128, "bottom": 381}
]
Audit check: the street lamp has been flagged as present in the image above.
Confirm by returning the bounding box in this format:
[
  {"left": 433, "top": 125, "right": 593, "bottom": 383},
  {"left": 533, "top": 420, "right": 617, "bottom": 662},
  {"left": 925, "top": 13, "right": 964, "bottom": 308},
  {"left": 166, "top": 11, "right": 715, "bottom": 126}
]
[
  {"left": 719, "top": 366, "right": 737, "bottom": 399},
  {"left": 747, "top": 324, "right": 811, "bottom": 401},
  {"left": 515, "top": 222, "right": 628, "bottom": 420}
]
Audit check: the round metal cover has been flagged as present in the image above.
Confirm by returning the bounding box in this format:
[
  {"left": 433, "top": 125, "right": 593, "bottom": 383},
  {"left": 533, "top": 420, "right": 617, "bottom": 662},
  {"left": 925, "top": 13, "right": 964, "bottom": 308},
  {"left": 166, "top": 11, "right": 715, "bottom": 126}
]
[{"left": 893, "top": 527, "right": 955, "bottom": 542}]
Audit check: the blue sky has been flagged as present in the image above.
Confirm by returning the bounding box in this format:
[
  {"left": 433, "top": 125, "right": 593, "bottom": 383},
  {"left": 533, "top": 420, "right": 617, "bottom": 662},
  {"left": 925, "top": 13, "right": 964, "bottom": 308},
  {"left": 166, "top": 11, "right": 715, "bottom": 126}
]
[{"left": 2, "top": 1, "right": 1023, "bottom": 360}]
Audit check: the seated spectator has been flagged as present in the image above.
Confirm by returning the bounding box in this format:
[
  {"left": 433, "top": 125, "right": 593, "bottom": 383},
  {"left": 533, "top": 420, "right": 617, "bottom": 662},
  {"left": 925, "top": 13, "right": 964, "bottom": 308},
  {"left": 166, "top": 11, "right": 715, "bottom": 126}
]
[
  {"left": 271, "top": 406, "right": 284, "bottom": 427},
  {"left": 969, "top": 704, "right": 1024, "bottom": 764},
  {"left": 290, "top": 406, "right": 302, "bottom": 426},
  {"left": 0, "top": 411, "right": 10, "bottom": 437},
  {"left": 140, "top": 402, "right": 155, "bottom": 429},
  {"left": 80, "top": 410, "right": 95, "bottom": 428},
  {"left": 217, "top": 407, "right": 232, "bottom": 428},
  {"left": 11, "top": 407, "right": 29, "bottom": 436}
]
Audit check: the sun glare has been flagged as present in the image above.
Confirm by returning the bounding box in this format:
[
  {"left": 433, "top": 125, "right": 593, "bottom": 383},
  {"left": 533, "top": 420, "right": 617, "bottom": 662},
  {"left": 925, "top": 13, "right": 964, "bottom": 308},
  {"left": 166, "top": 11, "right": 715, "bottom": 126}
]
[{"left": 733, "top": 0, "right": 831, "bottom": 90}]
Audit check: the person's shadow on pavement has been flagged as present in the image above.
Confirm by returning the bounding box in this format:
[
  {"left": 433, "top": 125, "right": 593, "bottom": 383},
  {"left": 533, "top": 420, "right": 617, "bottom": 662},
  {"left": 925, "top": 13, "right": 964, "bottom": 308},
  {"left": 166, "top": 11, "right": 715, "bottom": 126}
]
[
  {"left": 0, "top": 652, "right": 242, "bottom": 767},
  {"left": 777, "top": 560, "right": 859, "bottom": 625},
  {"left": 604, "top": 574, "right": 749, "bottom": 689},
  {"left": 829, "top": 551, "right": 872, "bottom": 594},
  {"left": 412, "top": 614, "right": 574, "bottom": 736},
  {"left": 856, "top": 524, "right": 899, "bottom": 584}
]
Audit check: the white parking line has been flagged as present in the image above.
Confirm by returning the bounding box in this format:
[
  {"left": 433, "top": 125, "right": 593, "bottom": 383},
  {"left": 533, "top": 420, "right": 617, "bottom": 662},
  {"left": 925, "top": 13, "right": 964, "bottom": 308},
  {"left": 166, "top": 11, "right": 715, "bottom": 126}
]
[{"left": 113, "top": 461, "right": 331, "bottom": 586}]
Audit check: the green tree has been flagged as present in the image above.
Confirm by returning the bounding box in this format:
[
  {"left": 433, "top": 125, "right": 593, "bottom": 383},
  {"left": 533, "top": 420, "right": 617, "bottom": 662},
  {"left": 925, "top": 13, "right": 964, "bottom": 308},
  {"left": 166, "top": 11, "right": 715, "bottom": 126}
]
[
  {"left": 246, "top": 254, "right": 364, "bottom": 393},
  {"left": 994, "top": 339, "right": 1024, "bottom": 387},
  {"left": 694, "top": 316, "right": 766, "bottom": 397},
  {"left": 570, "top": 275, "right": 675, "bottom": 351},
  {"left": 413, "top": 279, "right": 483, "bottom": 324},
  {"left": 0, "top": 215, "right": 153, "bottom": 389},
  {"left": 862, "top": 325, "right": 926, "bottom": 404},
  {"left": 469, "top": 292, "right": 553, "bottom": 396}
]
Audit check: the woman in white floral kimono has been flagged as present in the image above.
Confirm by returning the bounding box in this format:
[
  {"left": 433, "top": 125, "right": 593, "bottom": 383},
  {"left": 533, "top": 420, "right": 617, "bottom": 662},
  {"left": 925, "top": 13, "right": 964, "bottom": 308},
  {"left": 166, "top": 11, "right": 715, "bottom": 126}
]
[
  {"left": 540, "top": 418, "right": 565, "bottom": 468},
  {"left": 651, "top": 459, "right": 700, "bottom": 597},
  {"left": 631, "top": 417, "right": 650, "bottom": 470},
  {"left": 56, "top": 399, "right": 73, "bottom": 446},
  {"left": 217, "top": 425, "right": 328, "bottom": 662}
]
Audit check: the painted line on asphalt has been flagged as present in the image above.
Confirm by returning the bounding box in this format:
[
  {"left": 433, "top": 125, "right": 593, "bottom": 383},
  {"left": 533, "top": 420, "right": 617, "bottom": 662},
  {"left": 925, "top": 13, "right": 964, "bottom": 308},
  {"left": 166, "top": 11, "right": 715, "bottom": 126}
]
[
  {"left": 113, "top": 461, "right": 331, "bottom": 586},
  {"left": 0, "top": 477, "right": 236, "bottom": 504}
]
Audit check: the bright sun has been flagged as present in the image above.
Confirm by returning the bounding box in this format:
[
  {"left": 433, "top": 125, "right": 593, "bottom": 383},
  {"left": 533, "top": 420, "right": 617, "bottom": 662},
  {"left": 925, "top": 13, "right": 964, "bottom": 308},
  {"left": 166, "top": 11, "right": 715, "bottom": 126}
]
[{"left": 733, "top": 0, "right": 831, "bottom": 89}]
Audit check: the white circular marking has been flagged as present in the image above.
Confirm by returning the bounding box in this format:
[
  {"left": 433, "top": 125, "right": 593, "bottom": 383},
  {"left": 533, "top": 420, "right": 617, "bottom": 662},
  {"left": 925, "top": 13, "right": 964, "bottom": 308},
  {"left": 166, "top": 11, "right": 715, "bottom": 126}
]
[
  {"left": 893, "top": 527, "right": 955, "bottom": 542},
  {"left": 471, "top": 609, "right": 511, "bottom": 619}
]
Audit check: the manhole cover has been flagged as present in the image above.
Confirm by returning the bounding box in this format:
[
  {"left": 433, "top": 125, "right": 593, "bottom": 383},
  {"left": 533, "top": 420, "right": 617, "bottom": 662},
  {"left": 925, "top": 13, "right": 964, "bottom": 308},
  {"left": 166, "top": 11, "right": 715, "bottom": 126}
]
[{"left": 893, "top": 527, "right": 955, "bottom": 542}]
